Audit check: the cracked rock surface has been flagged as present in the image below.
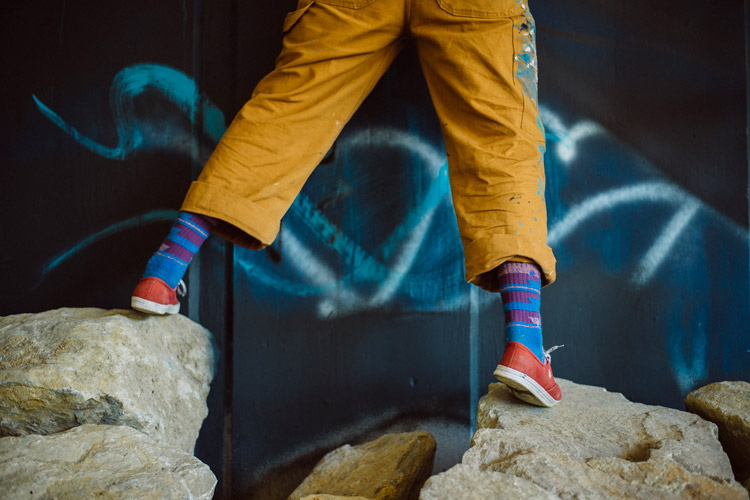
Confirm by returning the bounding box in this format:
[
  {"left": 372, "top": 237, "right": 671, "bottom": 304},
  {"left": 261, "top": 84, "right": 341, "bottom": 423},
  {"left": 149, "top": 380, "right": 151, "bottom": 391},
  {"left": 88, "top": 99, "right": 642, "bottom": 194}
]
[
  {"left": 0, "top": 308, "right": 215, "bottom": 453},
  {"left": 420, "top": 379, "right": 748, "bottom": 499},
  {"left": 0, "top": 424, "right": 216, "bottom": 499}
]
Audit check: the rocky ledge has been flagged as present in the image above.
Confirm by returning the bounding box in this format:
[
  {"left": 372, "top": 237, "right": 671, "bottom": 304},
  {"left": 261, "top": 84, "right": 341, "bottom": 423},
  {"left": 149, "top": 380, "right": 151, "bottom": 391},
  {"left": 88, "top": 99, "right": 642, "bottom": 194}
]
[
  {"left": 0, "top": 308, "right": 217, "bottom": 499},
  {"left": 421, "top": 379, "right": 748, "bottom": 499},
  {"left": 0, "top": 308, "right": 215, "bottom": 453},
  {"left": 0, "top": 424, "right": 216, "bottom": 499}
]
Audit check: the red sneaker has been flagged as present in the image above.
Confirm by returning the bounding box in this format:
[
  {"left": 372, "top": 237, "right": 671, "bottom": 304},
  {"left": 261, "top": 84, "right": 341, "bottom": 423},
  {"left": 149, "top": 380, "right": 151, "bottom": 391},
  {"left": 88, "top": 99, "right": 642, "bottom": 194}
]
[
  {"left": 493, "top": 342, "right": 562, "bottom": 407},
  {"left": 130, "top": 277, "right": 185, "bottom": 315}
]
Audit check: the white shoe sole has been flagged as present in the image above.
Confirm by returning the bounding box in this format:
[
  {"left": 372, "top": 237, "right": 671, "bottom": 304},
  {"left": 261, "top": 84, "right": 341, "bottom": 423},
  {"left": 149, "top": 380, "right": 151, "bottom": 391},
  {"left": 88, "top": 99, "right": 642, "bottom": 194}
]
[
  {"left": 131, "top": 296, "right": 180, "bottom": 315},
  {"left": 493, "top": 365, "right": 559, "bottom": 408}
]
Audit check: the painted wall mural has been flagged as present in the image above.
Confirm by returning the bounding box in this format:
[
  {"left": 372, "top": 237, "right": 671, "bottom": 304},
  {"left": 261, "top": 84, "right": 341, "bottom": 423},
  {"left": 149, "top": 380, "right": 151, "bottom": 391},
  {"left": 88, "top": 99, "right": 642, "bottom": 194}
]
[{"left": 31, "top": 62, "right": 749, "bottom": 402}]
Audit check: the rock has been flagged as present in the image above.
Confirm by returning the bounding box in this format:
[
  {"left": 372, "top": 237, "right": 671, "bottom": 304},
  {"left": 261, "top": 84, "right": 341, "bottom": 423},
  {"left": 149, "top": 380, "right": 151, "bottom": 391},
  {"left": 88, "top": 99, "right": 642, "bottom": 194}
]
[
  {"left": 419, "top": 464, "right": 556, "bottom": 499},
  {"left": 290, "top": 431, "right": 436, "bottom": 500},
  {"left": 0, "top": 308, "right": 215, "bottom": 453},
  {"left": 424, "top": 379, "right": 747, "bottom": 499},
  {"left": 685, "top": 381, "right": 750, "bottom": 484},
  {"left": 0, "top": 424, "right": 216, "bottom": 500}
]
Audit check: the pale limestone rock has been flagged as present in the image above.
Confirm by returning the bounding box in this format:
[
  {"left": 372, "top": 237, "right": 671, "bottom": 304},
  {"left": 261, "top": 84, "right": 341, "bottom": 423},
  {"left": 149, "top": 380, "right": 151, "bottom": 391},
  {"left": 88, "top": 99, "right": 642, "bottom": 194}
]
[
  {"left": 685, "top": 381, "right": 750, "bottom": 484},
  {"left": 438, "top": 379, "right": 748, "bottom": 500},
  {"left": 0, "top": 424, "right": 216, "bottom": 500},
  {"left": 290, "top": 431, "right": 436, "bottom": 500},
  {"left": 0, "top": 308, "right": 215, "bottom": 453},
  {"left": 419, "top": 464, "right": 556, "bottom": 500}
]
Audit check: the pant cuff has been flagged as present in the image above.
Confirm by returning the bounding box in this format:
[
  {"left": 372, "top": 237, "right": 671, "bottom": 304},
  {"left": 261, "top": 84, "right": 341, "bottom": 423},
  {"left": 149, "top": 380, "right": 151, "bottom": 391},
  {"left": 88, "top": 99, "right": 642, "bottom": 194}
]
[
  {"left": 464, "top": 233, "right": 557, "bottom": 292},
  {"left": 180, "top": 181, "right": 279, "bottom": 250}
]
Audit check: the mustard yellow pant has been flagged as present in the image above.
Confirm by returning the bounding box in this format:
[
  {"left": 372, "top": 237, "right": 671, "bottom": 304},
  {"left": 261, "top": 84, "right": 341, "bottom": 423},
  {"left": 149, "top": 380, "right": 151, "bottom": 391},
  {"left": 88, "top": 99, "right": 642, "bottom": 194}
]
[{"left": 181, "top": 0, "right": 557, "bottom": 292}]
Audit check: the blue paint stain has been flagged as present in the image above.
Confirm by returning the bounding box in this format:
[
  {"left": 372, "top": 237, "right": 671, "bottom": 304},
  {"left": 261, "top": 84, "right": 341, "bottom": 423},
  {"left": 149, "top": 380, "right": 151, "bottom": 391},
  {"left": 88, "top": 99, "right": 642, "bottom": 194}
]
[{"left": 513, "top": 14, "right": 539, "bottom": 105}]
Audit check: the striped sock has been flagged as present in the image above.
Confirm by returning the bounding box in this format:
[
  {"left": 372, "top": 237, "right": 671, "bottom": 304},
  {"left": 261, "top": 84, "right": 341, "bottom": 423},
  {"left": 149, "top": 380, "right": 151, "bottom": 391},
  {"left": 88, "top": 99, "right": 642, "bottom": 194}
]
[
  {"left": 142, "top": 211, "right": 215, "bottom": 288},
  {"left": 498, "top": 261, "right": 546, "bottom": 364}
]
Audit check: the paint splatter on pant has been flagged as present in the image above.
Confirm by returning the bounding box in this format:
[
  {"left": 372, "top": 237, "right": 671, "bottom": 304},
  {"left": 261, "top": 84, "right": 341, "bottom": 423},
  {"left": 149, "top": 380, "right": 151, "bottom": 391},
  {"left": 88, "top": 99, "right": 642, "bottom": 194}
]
[{"left": 181, "top": 0, "right": 556, "bottom": 292}]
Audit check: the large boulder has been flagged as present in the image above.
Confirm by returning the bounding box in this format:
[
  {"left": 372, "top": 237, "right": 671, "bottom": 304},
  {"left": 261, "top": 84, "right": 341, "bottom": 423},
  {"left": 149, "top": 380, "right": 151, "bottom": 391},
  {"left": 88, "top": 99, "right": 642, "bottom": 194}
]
[
  {"left": 685, "top": 381, "right": 750, "bottom": 485},
  {"left": 0, "top": 424, "right": 216, "bottom": 499},
  {"left": 421, "top": 379, "right": 748, "bottom": 499},
  {"left": 0, "top": 308, "right": 215, "bottom": 453},
  {"left": 290, "top": 431, "right": 436, "bottom": 500}
]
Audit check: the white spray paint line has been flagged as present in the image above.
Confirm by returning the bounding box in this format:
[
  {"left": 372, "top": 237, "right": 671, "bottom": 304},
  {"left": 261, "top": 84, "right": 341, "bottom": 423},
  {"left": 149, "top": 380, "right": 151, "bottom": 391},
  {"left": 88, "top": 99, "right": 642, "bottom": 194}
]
[
  {"left": 311, "top": 127, "right": 446, "bottom": 317},
  {"left": 540, "top": 104, "right": 747, "bottom": 242},
  {"left": 279, "top": 226, "right": 364, "bottom": 317},
  {"left": 539, "top": 105, "right": 603, "bottom": 165},
  {"left": 367, "top": 208, "right": 437, "bottom": 308},
  {"left": 548, "top": 181, "right": 690, "bottom": 246},
  {"left": 631, "top": 200, "right": 701, "bottom": 287},
  {"left": 555, "top": 121, "right": 605, "bottom": 164}
]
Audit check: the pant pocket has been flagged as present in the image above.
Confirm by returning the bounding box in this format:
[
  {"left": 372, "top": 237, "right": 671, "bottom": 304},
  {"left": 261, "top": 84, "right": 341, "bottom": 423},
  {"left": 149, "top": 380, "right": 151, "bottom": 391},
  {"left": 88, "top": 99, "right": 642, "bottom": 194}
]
[{"left": 436, "top": 0, "right": 525, "bottom": 18}]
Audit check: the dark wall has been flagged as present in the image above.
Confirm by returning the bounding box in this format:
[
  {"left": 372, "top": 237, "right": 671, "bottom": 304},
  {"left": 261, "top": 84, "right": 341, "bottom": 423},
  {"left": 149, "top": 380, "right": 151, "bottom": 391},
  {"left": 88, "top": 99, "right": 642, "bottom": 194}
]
[{"left": 2, "top": 1, "right": 748, "bottom": 499}]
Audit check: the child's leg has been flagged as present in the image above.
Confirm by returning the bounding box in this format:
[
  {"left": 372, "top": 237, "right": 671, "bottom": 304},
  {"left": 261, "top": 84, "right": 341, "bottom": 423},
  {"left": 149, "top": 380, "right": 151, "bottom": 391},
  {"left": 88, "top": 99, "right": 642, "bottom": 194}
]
[
  {"left": 131, "top": 211, "right": 215, "bottom": 315},
  {"left": 132, "top": 1, "right": 408, "bottom": 314},
  {"left": 494, "top": 260, "right": 562, "bottom": 407},
  {"left": 412, "top": 1, "right": 561, "bottom": 406},
  {"left": 497, "top": 261, "right": 544, "bottom": 363}
]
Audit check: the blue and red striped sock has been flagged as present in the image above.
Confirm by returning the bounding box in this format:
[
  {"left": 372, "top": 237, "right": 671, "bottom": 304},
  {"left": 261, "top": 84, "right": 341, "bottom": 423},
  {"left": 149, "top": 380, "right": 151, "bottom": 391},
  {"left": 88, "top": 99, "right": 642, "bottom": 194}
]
[
  {"left": 142, "top": 211, "right": 216, "bottom": 288},
  {"left": 498, "top": 261, "right": 546, "bottom": 364}
]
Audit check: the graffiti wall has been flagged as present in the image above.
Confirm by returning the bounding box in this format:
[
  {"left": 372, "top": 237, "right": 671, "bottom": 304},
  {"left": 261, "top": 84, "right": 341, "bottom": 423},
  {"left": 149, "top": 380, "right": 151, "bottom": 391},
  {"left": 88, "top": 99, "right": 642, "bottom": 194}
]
[{"left": 2, "top": 1, "right": 748, "bottom": 498}]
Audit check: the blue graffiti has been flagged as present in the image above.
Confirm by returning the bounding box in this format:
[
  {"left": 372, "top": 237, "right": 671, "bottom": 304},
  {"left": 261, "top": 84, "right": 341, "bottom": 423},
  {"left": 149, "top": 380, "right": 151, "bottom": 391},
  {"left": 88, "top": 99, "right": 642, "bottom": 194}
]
[
  {"left": 539, "top": 105, "right": 747, "bottom": 394},
  {"left": 37, "top": 210, "right": 178, "bottom": 285},
  {"left": 33, "top": 64, "right": 474, "bottom": 315},
  {"left": 33, "top": 63, "right": 226, "bottom": 160},
  {"left": 235, "top": 127, "right": 466, "bottom": 317},
  {"left": 33, "top": 63, "right": 749, "bottom": 394}
]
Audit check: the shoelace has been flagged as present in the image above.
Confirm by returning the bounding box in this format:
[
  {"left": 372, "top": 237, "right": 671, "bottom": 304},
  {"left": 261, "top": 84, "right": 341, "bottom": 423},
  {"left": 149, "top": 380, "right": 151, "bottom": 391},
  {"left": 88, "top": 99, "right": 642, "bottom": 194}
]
[
  {"left": 176, "top": 279, "right": 187, "bottom": 297},
  {"left": 544, "top": 344, "right": 564, "bottom": 360}
]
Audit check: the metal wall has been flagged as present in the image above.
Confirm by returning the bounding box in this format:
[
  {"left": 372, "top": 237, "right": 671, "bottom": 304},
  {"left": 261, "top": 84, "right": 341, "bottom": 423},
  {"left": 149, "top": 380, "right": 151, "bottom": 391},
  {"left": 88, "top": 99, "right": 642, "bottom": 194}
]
[{"left": 2, "top": 1, "right": 748, "bottom": 499}]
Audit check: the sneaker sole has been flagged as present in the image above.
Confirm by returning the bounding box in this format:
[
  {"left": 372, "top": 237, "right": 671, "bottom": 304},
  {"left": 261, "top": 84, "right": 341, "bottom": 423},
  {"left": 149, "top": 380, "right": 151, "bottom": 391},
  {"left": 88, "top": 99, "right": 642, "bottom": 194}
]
[
  {"left": 131, "top": 296, "right": 180, "bottom": 315},
  {"left": 493, "top": 365, "right": 560, "bottom": 408}
]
